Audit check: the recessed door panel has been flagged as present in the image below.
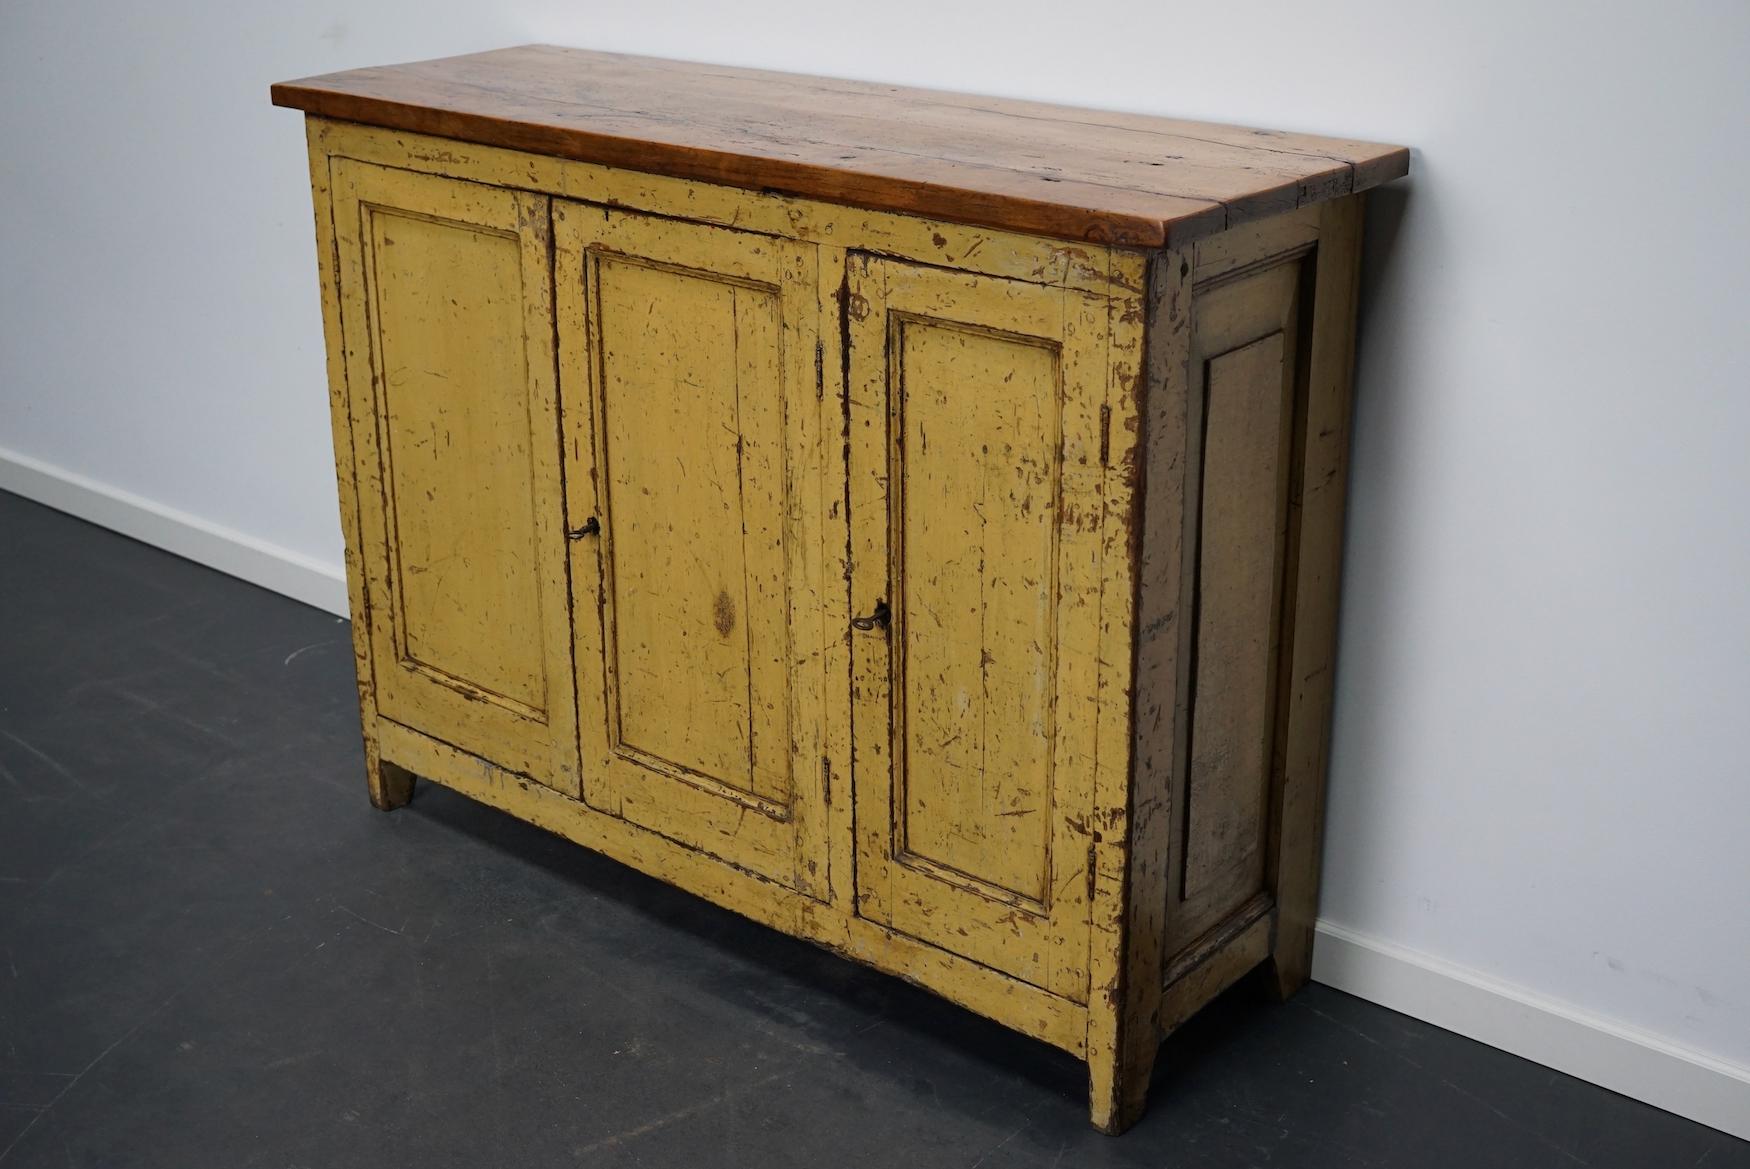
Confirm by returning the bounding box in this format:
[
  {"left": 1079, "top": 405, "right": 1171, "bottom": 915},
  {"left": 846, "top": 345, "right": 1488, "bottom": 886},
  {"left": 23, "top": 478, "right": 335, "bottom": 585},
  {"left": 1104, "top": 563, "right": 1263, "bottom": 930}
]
[
  {"left": 896, "top": 319, "right": 1060, "bottom": 905},
  {"left": 847, "top": 255, "right": 1113, "bottom": 1001},
  {"left": 330, "top": 159, "right": 578, "bottom": 793},
  {"left": 1167, "top": 259, "right": 1304, "bottom": 955},
  {"left": 592, "top": 257, "right": 787, "bottom": 802},
  {"left": 556, "top": 204, "right": 830, "bottom": 896}
]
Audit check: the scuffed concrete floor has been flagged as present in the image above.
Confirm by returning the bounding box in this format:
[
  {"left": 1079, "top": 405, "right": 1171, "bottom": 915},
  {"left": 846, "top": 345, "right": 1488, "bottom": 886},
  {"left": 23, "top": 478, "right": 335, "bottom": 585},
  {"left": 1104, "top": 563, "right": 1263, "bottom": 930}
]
[{"left": 1, "top": 490, "right": 1744, "bottom": 1168}]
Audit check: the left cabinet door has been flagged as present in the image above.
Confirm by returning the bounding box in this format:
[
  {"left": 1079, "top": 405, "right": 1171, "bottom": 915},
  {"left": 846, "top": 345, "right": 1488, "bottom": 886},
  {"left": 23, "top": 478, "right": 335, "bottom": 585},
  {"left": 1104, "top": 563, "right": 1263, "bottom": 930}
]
[{"left": 330, "top": 159, "right": 580, "bottom": 795}]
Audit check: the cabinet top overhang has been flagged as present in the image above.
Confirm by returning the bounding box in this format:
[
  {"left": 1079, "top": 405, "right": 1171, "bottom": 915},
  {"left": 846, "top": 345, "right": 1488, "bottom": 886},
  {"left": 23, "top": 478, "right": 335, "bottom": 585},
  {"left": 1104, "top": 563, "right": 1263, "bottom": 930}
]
[{"left": 272, "top": 44, "right": 1409, "bottom": 248}]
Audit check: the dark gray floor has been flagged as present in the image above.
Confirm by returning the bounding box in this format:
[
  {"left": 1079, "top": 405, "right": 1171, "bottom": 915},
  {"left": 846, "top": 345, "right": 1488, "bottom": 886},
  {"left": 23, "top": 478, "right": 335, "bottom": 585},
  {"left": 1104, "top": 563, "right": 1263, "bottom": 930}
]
[{"left": 0, "top": 490, "right": 1742, "bottom": 1169}]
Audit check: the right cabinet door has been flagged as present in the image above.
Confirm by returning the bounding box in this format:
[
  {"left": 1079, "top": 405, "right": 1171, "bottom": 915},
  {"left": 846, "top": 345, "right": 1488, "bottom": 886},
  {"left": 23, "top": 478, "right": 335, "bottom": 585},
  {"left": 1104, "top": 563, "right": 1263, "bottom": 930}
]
[{"left": 845, "top": 255, "right": 1111, "bottom": 1002}]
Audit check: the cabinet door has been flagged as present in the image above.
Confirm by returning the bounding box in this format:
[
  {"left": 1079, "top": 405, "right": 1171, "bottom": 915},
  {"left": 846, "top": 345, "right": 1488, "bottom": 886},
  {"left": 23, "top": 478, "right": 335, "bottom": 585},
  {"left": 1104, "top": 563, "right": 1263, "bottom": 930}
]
[
  {"left": 553, "top": 203, "right": 830, "bottom": 896},
  {"left": 330, "top": 160, "right": 579, "bottom": 794},
  {"left": 846, "top": 256, "right": 1111, "bottom": 1001}
]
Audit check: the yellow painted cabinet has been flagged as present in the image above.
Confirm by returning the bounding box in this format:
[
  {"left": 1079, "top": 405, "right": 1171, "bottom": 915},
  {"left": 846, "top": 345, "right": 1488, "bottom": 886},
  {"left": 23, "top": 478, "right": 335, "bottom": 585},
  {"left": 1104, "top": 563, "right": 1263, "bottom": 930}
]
[
  {"left": 282, "top": 46, "right": 1406, "bottom": 1132},
  {"left": 553, "top": 204, "right": 832, "bottom": 895},
  {"left": 329, "top": 160, "right": 580, "bottom": 795},
  {"left": 845, "top": 256, "right": 1116, "bottom": 1001}
]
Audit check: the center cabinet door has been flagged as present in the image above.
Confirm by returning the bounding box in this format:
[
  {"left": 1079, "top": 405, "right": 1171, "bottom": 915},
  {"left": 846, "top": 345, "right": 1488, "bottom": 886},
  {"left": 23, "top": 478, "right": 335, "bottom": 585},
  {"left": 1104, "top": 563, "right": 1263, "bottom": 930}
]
[
  {"left": 846, "top": 256, "right": 1112, "bottom": 1002},
  {"left": 553, "top": 203, "right": 832, "bottom": 898}
]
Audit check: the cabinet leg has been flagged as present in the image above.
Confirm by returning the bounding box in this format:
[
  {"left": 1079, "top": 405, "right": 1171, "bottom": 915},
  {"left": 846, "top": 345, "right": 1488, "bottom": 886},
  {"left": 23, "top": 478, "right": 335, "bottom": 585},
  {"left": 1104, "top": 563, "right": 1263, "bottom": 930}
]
[
  {"left": 1087, "top": 1034, "right": 1160, "bottom": 1135},
  {"left": 367, "top": 751, "right": 416, "bottom": 810},
  {"left": 1262, "top": 917, "right": 1314, "bottom": 1001}
]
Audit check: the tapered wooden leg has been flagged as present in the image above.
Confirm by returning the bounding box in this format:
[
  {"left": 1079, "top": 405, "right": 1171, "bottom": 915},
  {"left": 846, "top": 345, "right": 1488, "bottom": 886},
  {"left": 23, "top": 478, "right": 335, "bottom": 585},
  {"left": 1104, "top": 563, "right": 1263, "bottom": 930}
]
[
  {"left": 1083, "top": 244, "right": 1189, "bottom": 1137},
  {"left": 1263, "top": 916, "right": 1315, "bottom": 1001},
  {"left": 1265, "top": 805, "right": 1323, "bottom": 1002},
  {"left": 1088, "top": 1034, "right": 1160, "bottom": 1135},
  {"left": 367, "top": 745, "right": 416, "bottom": 810},
  {"left": 1086, "top": 929, "right": 1167, "bottom": 1136}
]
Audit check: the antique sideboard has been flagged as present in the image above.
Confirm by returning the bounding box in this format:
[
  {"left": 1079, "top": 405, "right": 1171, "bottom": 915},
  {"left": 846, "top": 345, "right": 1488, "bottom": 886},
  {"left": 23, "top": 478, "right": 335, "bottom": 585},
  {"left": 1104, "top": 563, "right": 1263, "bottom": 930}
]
[{"left": 271, "top": 46, "right": 1408, "bottom": 1132}]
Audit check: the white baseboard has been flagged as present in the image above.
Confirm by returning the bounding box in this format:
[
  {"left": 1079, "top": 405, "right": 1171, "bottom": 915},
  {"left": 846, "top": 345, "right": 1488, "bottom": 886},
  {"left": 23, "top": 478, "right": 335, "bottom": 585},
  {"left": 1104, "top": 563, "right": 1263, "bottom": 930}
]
[
  {"left": 2, "top": 445, "right": 1745, "bottom": 1142},
  {"left": 0, "top": 446, "right": 349, "bottom": 617},
  {"left": 1313, "top": 919, "right": 1750, "bottom": 1141}
]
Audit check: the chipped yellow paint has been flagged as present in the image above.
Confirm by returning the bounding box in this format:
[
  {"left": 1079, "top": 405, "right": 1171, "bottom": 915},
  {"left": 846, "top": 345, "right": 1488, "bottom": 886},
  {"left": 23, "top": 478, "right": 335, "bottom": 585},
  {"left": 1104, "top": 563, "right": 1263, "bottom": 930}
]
[
  {"left": 814, "top": 241, "right": 859, "bottom": 913},
  {"left": 329, "top": 158, "right": 580, "bottom": 795},
  {"left": 555, "top": 203, "right": 830, "bottom": 896},
  {"left": 309, "top": 118, "right": 1146, "bottom": 299},
  {"left": 846, "top": 256, "right": 1116, "bottom": 1005},
  {"left": 1085, "top": 250, "right": 1160, "bottom": 1132},
  {"left": 299, "top": 116, "right": 1368, "bottom": 1135}
]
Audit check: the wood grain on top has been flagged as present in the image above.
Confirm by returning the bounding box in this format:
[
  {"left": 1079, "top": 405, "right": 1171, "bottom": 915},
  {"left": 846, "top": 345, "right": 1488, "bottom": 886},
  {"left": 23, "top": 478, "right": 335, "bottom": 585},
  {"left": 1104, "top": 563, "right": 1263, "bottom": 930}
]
[{"left": 272, "top": 45, "right": 1409, "bottom": 247}]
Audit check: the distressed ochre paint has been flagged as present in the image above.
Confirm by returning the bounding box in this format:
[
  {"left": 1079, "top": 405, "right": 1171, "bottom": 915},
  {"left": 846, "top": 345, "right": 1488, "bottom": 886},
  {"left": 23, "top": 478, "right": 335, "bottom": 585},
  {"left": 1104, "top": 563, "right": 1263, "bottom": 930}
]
[{"left": 298, "top": 102, "right": 1377, "bottom": 1133}]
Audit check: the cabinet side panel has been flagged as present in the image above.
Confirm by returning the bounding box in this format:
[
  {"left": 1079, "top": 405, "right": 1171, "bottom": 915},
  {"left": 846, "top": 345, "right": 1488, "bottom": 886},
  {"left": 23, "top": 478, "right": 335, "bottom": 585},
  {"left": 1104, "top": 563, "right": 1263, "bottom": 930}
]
[
  {"left": 1179, "top": 333, "right": 1293, "bottom": 907},
  {"left": 1165, "top": 258, "right": 1304, "bottom": 955}
]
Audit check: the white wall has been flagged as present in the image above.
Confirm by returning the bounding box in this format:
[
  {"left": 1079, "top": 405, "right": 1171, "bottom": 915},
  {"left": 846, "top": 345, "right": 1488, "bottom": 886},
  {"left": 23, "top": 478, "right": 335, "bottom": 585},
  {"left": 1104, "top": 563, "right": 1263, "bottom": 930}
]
[{"left": 4, "top": 0, "right": 1747, "bottom": 1135}]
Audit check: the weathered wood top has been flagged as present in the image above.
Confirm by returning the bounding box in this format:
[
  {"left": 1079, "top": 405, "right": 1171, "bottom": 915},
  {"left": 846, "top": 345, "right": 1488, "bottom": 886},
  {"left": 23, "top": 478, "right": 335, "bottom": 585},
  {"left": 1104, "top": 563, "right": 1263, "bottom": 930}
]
[{"left": 272, "top": 45, "right": 1408, "bottom": 248}]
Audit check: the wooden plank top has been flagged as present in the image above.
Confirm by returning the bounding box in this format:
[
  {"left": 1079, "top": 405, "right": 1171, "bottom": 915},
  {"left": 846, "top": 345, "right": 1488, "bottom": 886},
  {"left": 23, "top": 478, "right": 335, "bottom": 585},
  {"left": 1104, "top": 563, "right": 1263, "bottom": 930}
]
[{"left": 272, "top": 45, "right": 1409, "bottom": 248}]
